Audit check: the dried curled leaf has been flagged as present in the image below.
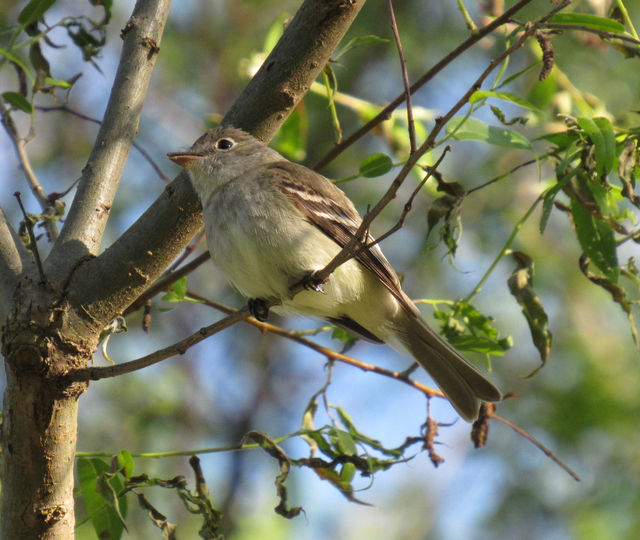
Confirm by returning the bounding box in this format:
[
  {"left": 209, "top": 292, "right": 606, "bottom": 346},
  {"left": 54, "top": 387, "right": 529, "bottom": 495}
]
[
  {"left": 243, "top": 431, "right": 303, "bottom": 519},
  {"left": 536, "top": 30, "right": 554, "bottom": 81},
  {"left": 471, "top": 402, "right": 495, "bottom": 448},
  {"left": 507, "top": 252, "right": 552, "bottom": 376},
  {"left": 579, "top": 255, "right": 639, "bottom": 348}
]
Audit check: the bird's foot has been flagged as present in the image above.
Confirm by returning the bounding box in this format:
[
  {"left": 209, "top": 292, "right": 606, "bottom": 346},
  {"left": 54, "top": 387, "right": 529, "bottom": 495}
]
[
  {"left": 248, "top": 298, "right": 270, "bottom": 322},
  {"left": 301, "top": 270, "right": 327, "bottom": 293}
]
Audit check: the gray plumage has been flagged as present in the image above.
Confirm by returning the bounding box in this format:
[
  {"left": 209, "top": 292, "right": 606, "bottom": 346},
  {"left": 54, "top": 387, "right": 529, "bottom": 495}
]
[{"left": 168, "top": 126, "right": 501, "bottom": 420}]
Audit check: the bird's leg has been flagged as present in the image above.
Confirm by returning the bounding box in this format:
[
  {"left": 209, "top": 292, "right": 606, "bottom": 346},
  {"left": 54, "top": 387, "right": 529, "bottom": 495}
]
[
  {"left": 301, "top": 269, "right": 327, "bottom": 293},
  {"left": 248, "top": 298, "right": 270, "bottom": 322}
]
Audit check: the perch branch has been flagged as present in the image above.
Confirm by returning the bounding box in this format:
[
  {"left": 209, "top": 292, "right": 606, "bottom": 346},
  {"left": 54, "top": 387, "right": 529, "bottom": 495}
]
[{"left": 47, "top": 0, "right": 173, "bottom": 277}]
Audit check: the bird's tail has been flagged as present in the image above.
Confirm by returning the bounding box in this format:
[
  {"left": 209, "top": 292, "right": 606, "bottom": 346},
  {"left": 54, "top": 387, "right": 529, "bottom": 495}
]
[{"left": 396, "top": 309, "right": 502, "bottom": 421}]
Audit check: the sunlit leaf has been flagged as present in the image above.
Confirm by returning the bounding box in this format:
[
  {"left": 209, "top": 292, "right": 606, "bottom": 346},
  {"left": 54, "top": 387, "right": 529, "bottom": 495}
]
[
  {"left": 446, "top": 116, "right": 532, "bottom": 150},
  {"left": 334, "top": 35, "right": 389, "bottom": 61},
  {"left": 548, "top": 13, "right": 625, "bottom": 34},
  {"left": 470, "top": 90, "right": 540, "bottom": 111}
]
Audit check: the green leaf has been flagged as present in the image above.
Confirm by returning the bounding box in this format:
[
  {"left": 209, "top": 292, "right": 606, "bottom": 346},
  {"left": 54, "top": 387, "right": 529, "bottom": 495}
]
[
  {"left": 570, "top": 198, "right": 619, "bottom": 282},
  {"left": 116, "top": 450, "right": 134, "bottom": 478},
  {"left": 2, "top": 92, "right": 33, "bottom": 113},
  {"left": 548, "top": 13, "right": 626, "bottom": 34},
  {"left": 18, "top": 0, "right": 57, "bottom": 26},
  {"left": 329, "top": 428, "right": 357, "bottom": 456},
  {"left": 263, "top": 12, "right": 289, "bottom": 53},
  {"left": 77, "top": 458, "right": 126, "bottom": 540},
  {"left": 340, "top": 462, "right": 357, "bottom": 484},
  {"left": 272, "top": 108, "right": 307, "bottom": 161},
  {"left": 434, "top": 301, "right": 513, "bottom": 356},
  {"left": 359, "top": 153, "right": 393, "bottom": 177},
  {"left": 446, "top": 116, "right": 532, "bottom": 150},
  {"left": 334, "top": 35, "right": 389, "bottom": 61},
  {"left": 301, "top": 429, "right": 336, "bottom": 457},
  {"left": 528, "top": 71, "right": 557, "bottom": 109},
  {"left": 470, "top": 90, "right": 540, "bottom": 111},
  {"left": 44, "top": 77, "right": 71, "bottom": 88},
  {"left": 577, "top": 116, "right": 616, "bottom": 175},
  {"left": 161, "top": 277, "right": 187, "bottom": 302},
  {"left": 593, "top": 117, "right": 616, "bottom": 175}
]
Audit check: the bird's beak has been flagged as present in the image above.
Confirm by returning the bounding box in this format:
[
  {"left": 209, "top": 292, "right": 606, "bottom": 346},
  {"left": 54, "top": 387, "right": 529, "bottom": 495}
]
[{"left": 167, "top": 152, "right": 203, "bottom": 169}]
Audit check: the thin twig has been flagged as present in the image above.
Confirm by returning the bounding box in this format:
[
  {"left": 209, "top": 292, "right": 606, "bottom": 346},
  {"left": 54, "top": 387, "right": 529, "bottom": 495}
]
[
  {"left": 191, "top": 293, "right": 442, "bottom": 399},
  {"left": 314, "top": 23, "right": 540, "bottom": 285},
  {"left": 467, "top": 156, "right": 543, "bottom": 194},
  {"left": 13, "top": 192, "right": 46, "bottom": 282},
  {"left": 491, "top": 412, "right": 581, "bottom": 481},
  {"left": 36, "top": 105, "right": 172, "bottom": 184},
  {"left": 0, "top": 99, "right": 59, "bottom": 241},
  {"left": 67, "top": 306, "right": 251, "bottom": 382},
  {"left": 313, "top": 0, "right": 537, "bottom": 171},
  {"left": 535, "top": 22, "right": 640, "bottom": 46},
  {"left": 360, "top": 146, "right": 451, "bottom": 251},
  {"left": 123, "top": 251, "right": 210, "bottom": 315},
  {"left": 168, "top": 231, "right": 206, "bottom": 271},
  {"left": 387, "top": 0, "right": 416, "bottom": 153}
]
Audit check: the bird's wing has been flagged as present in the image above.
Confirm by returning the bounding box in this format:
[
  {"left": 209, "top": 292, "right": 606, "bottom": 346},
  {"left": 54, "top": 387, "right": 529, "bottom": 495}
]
[{"left": 266, "top": 161, "right": 409, "bottom": 307}]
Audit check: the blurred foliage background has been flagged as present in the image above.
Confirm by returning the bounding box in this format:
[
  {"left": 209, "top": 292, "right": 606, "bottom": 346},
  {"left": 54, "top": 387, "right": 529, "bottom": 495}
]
[{"left": 1, "top": 0, "right": 640, "bottom": 538}]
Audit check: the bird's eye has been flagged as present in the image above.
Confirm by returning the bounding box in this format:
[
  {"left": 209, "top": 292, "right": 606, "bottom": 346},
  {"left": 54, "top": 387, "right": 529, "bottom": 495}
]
[{"left": 216, "top": 138, "right": 235, "bottom": 150}]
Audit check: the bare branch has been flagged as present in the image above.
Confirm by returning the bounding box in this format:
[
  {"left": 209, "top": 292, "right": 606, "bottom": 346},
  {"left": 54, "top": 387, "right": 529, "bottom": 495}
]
[
  {"left": 123, "top": 251, "right": 210, "bottom": 316},
  {"left": 312, "top": 25, "right": 539, "bottom": 285},
  {"left": 491, "top": 411, "right": 581, "bottom": 482},
  {"left": 192, "top": 294, "right": 442, "bottom": 399},
  {"left": 67, "top": 307, "right": 251, "bottom": 381},
  {"left": 36, "top": 105, "right": 172, "bottom": 183},
  {"left": 68, "top": 292, "right": 443, "bottom": 402},
  {"left": 223, "top": 0, "right": 366, "bottom": 139},
  {"left": 0, "top": 207, "right": 34, "bottom": 320},
  {"left": 534, "top": 22, "right": 640, "bottom": 46},
  {"left": 387, "top": 0, "right": 416, "bottom": 153},
  {"left": 313, "top": 0, "right": 536, "bottom": 170},
  {"left": 0, "top": 98, "right": 59, "bottom": 241},
  {"left": 13, "top": 192, "right": 45, "bottom": 282},
  {"left": 47, "top": 0, "right": 173, "bottom": 278}
]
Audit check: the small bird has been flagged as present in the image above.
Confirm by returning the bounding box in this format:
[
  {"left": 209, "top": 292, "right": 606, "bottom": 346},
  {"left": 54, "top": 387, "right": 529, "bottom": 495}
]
[{"left": 168, "top": 126, "right": 501, "bottom": 420}]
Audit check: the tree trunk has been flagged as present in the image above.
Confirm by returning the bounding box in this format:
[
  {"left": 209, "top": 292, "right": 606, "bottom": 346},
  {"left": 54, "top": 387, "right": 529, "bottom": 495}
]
[{"left": 1, "top": 278, "right": 96, "bottom": 539}]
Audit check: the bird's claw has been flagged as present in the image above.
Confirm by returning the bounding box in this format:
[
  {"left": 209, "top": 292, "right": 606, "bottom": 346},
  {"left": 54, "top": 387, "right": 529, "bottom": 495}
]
[
  {"left": 302, "top": 270, "right": 327, "bottom": 293},
  {"left": 248, "top": 298, "right": 270, "bottom": 322}
]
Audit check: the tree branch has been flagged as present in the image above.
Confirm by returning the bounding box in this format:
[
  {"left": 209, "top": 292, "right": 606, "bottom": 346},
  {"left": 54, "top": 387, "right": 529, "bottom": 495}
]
[
  {"left": 387, "top": 0, "right": 416, "bottom": 153},
  {"left": 67, "top": 294, "right": 443, "bottom": 401},
  {"left": 223, "top": 0, "right": 367, "bottom": 139},
  {"left": 0, "top": 206, "right": 34, "bottom": 321},
  {"left": 0, "top": 98, "right": 59, "bottom": 242},
  {"left": 313, "top": 0, "right": 536, "bottom": 170},
  {"left": 36, "top": 105, "right": 172, "bottom": 183},
  {"left": 46, "top": 0, "right": 172, "bottom": 279},
  {"left": 311, "top": 24, "right": 540, "bottom": 285},
  {"left": 65, "top": 0, "right": 368, "bottom": 334}
]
